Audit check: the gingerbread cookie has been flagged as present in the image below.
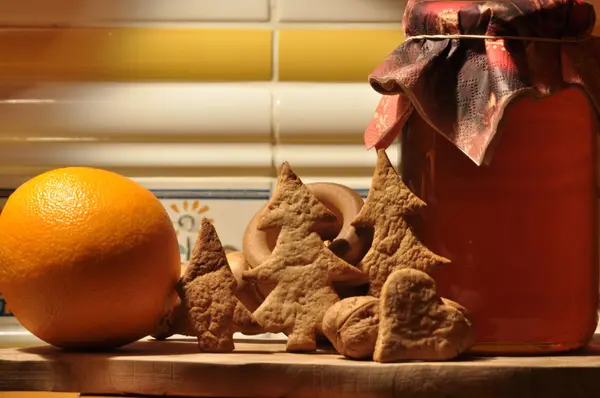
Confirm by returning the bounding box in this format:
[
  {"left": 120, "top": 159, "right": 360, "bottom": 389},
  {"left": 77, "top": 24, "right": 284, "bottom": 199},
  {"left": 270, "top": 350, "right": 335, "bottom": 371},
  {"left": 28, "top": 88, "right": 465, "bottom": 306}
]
[
  {"left": 153, "top": 252, "right": 264, "bottom": 340},
  {"left": 243, "top": 162, "right": 367, "bottom": 352},
  {"left": 178, "top": 218, "right": 262, "bottom": 352},
  {"left": 322, "top": 296, "right": 380, "bottom": 360},
  {"left": 352, "top": 149, "right": 449, "bottom": 297},
  {"left": 374, "top": 268, "right": 475, "bottom": 363},
  {"left": 243, "top": 182, "right": 372, "bottom": 269}
]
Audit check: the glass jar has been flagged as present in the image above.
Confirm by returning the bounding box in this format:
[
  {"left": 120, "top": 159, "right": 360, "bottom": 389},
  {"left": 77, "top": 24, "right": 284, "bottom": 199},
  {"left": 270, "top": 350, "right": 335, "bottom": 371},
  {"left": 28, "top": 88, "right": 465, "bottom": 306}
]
[
  {"left": 400, "top": 87, "right": 598, "bottom": 353},
  {"left": 363, "top": 0, "right": 600, "bottom": 355}
]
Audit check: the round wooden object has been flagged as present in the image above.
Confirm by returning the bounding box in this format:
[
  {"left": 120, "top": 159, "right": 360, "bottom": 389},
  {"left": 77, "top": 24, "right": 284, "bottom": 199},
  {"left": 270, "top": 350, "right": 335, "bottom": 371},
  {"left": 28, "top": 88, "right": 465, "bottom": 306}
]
[
  {"left": 242, "top": 182, "right": 372, "bottom": 269},
  {"left": 226, "top": 251, "right": 265, "bottom": 312}
]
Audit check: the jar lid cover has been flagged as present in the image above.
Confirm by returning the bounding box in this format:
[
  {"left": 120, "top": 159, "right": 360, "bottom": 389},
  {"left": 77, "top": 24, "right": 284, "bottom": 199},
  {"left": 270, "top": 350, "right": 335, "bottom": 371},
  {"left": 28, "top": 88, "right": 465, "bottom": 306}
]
[{"left": 365, "top": 0, "right": 600, "bottom": 165}]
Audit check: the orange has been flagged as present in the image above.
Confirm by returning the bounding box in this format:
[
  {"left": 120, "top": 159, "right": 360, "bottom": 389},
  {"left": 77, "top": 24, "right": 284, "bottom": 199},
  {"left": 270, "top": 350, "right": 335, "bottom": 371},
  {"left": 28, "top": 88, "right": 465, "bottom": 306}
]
[{"left": 0, "top": 167, "right": 180, "bottom": 349}]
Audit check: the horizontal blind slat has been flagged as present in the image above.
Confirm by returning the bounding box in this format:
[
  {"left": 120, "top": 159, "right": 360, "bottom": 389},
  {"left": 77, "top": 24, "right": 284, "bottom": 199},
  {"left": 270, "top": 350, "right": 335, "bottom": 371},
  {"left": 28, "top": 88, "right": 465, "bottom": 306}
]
[
  {"left": 278, "top": 0, "right": 404, "bottom": 22},
  {"left": 275, "top": 84, "right": 382, "bottom": 143},
  {"left": 0, "top": 82, "right": 398, "bottom": 183},
  {"left": 274, "top": 144, "right": 399, "bottom": 175},
  {"left": 0, "top": 0, "right": 270, "bottom": 25},
  {"left": 0, "top": 83, "right": 271, "bottom": 140},
  {"left": 0, "top": 28, "right": 272, "bottom": 82},
  {"left": 0, "top": 142, "right": 272, "bottom": 167}
]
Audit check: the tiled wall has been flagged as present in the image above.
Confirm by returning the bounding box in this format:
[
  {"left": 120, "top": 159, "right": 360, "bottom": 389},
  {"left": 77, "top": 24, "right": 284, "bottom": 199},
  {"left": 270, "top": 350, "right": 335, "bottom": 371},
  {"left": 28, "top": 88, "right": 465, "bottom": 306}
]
[{"left": 0, "top": 1, "right": 406, "bottom": 319}]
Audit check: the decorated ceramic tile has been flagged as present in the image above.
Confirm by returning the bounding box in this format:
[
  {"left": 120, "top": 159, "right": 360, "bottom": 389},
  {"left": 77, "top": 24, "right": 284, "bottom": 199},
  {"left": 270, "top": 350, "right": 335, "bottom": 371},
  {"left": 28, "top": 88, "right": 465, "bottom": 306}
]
[{"left": 154, "top": 189, "right": 270, "bottom": 264}]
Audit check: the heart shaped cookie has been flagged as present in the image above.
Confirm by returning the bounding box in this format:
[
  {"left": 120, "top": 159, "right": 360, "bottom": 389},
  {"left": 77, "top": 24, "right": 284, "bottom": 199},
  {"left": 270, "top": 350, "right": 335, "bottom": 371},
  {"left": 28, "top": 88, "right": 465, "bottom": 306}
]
[{"left": 374, "top": 268, "right": 475, "bottom": 363}]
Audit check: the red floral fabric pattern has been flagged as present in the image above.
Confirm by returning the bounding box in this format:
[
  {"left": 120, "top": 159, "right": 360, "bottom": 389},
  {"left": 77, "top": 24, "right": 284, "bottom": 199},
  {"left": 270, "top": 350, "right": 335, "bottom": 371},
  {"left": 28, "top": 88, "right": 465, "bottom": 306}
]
[{"left": 365, "top": 0, "right": 600, "bottom": 165}]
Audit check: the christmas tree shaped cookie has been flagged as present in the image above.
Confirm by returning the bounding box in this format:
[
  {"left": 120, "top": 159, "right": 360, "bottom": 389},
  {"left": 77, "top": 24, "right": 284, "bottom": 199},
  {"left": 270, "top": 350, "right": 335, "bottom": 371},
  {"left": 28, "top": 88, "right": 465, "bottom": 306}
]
[
  {"left": 243, "top": 162, "right": 368, "bottom": 352},
  {"left": 352, "top": 149, "right": 449, "bottom": 297},
  {"left": 178, "top": 218, "right": 261, "bottom": 352}
]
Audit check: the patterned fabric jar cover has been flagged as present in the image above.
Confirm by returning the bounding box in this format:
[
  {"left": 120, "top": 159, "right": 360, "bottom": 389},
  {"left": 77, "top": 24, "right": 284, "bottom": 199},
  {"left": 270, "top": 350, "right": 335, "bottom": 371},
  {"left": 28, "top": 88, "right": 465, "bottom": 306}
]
[{"left": 365, "top": 0, "right": 600, "bottom": 165}]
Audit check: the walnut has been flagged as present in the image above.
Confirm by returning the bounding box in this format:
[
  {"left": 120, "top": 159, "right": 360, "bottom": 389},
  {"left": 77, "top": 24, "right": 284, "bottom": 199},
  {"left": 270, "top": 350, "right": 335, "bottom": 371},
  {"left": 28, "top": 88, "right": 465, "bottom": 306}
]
[{"left": 322, "top": 296, "right": 380, "bottom": 360}]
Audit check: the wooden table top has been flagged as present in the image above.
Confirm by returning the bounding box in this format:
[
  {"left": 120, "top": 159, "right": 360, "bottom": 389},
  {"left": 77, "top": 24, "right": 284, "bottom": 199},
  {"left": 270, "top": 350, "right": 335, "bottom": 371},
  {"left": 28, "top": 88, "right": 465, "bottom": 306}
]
[{"left": 2, "top": 336, "right": 600, "bottom": 398}]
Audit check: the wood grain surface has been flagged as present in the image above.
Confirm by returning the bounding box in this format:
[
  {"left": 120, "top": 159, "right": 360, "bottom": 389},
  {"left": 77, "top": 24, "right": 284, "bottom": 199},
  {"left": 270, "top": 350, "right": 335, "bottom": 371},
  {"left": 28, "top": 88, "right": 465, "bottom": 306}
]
[{"left": 2, "top": 336, "right": 600, "bottom": 398}]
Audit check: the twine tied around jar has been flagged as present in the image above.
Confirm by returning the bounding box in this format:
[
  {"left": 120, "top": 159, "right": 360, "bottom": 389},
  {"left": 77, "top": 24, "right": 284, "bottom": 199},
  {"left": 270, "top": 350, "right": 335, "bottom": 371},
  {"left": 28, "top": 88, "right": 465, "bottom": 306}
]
[
  {"left": 404, "top": 34, "right": 593, "bottom": 43},
  {"left": 401, "top": 0, "right": 596, "bottom": 46}
]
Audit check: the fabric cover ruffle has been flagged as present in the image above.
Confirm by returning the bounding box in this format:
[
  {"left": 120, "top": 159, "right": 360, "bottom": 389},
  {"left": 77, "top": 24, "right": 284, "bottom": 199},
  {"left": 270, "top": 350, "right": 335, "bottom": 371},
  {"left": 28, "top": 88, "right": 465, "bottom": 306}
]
[{"left": 365, "top": 0, "right": 600, "bottom": 165}]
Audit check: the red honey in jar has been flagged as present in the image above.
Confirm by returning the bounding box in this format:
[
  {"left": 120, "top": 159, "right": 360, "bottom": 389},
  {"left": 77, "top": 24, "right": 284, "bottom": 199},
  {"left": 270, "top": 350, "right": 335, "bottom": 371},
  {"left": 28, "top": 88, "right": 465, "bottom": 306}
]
[{"left": 364, "top": 0, "right": 600, "bottom": 354}]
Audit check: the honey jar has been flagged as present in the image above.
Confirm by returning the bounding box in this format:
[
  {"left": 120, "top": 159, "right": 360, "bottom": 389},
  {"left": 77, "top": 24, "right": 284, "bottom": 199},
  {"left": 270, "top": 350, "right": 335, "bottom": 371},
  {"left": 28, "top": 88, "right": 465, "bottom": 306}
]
[{"left": 365, "top": 0, "right": 600, "bottom": 354}]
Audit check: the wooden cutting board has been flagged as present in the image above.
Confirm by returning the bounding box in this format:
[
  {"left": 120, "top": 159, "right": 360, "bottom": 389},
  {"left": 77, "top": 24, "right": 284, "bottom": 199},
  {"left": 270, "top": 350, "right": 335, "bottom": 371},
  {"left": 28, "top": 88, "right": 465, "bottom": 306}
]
[{"left": 2, "top": 336, "right": 600, "bottom": 398}]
